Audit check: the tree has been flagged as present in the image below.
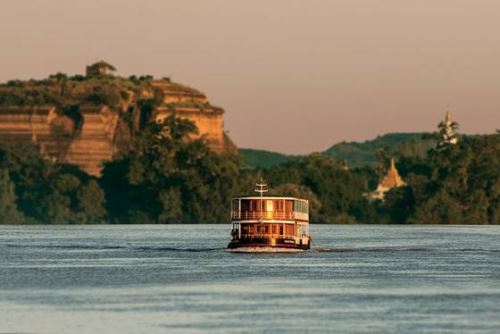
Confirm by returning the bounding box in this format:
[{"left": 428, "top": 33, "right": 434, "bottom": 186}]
[
  {"left": 101, "top": 115, "right": 242, "bottom": 223},
  {"left": 383, "top": 186, "right": 415, "bottom": 224},
  {"left": 374, "top": 148, "right": 391, "bottom": 178},
  {"left": 402, "top": 133, "right": 499, "bottom": 224},
  {"left": 39, "top": 173, "right": 81, "bottom": 224},
  {"left": 410, "top": 191, "right": 463, "bottom": 224},
  {"left": 0, "top": 142, "right": 109, "bottom": 224},
  {"left": 75, "top": 180, "right": 107, "bottom": 224},
  {"left": 265, "top": 153, "right": 370, "bottom": 223},
  {"left": 158, "top": 188, "right": 183, "bottom": 223},
  {"left": 0, "top": 169, "right": 24, "bottom": 224}
]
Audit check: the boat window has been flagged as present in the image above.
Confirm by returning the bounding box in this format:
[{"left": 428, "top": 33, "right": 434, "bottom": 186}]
[
  {"left": 285, "top": 224, "right": 294, "bottom": 236},
  {"left": 241, "top": 224, "right": 249, "bottom": 233},
  {"left": 247, "top": 223, "right": 257, "bottom": 234},
  {"left": 248, "top": 200, "right": 259, "bottom": 212},
  {"left": 241, "top": 200, "right": 249, "bottom": 212},
  {"left": 249, "top": 200, "right": 259, "bottom": 212},
  {"left": 266, "top": 200, "right": 273, "bottom": 212},
  {"left": 295, "top": 200, "right": 304, "bottom": 213},
  {"left": 298, "top": 200, "right": 307, "bottom": 213}
]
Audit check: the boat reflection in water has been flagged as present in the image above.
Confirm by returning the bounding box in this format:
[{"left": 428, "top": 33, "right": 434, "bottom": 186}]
[{"left": 227, "top": 181, "right": 310, "bottom": 252}]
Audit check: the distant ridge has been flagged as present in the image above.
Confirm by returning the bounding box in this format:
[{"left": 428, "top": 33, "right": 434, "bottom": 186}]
[
  {"left": 325, "top": 132, "right": 434, "bottom": 167},
  {"left": 239, "top": 148, "right": 298, "bottom": 169},
  {"left": 240, "top": 132, "right": 435, "bottom": 169}
]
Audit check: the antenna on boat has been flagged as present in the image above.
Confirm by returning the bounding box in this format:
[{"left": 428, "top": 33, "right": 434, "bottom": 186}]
[
  {"left": 255, "top": 178, "right": 268, "bottom": 222},
  {"left": 254, "top": 178, "right": 268, "bottom": 194}
]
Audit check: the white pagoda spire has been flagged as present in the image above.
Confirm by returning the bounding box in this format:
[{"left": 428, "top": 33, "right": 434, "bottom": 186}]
[{"left": 438, "top": 110, "right": 459, "bottom": 147}]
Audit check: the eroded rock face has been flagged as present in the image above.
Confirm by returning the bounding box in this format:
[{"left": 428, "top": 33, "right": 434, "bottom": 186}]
[
  {"left": 0, "top": 106, "right": 69, "bottom": 161},
  {"left": 63, "top": 106, "right": 120, "bottom": 176},
  {"left": 0, "top": 74, "right": 235, "bottom": 175},
  {"left": 151, "top": 79, "right": 228, "bottom": 153},
  {"left": 0, "top": 105, "right": 120, "bottom": 175}
]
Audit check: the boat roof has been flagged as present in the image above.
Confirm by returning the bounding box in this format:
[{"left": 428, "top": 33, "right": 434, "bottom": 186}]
[{"left": 232, "top": 196, "right": 308, "bottom": 202}]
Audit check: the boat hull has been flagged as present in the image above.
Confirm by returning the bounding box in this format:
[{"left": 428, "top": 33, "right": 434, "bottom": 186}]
[
  {"left": 226, "top": 246, "right": 304, "bottom": 253},
  {"left": 227, "top": 238, "right": 310, "bottom": 252}
]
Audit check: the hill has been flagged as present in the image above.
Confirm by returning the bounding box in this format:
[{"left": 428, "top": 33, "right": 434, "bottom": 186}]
[
  {"left": 239, "top": 148, "right": 298, "bottom": 169},
  {"left": 241, "top": 133, "right": 435, "bottom": 169},
  {"left": 0, "top": 61, "right": 234, "bottom": 175},
  {"left": 325, "top": 132, "right": 435, "bottom": 168}
]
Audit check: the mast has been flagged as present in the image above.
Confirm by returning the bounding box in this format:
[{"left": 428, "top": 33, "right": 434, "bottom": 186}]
[{"left": 254, "top": 178, "right": 268, "bottom": 223}]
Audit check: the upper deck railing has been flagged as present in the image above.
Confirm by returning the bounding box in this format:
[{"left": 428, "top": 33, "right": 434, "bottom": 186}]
[{"left": 231, "top": 211, "right": 308, "bottom": 221}]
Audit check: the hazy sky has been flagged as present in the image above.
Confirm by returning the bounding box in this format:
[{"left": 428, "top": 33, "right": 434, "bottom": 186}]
[{"left": 1, "top": 0, "right": 499, "bottom": 153}]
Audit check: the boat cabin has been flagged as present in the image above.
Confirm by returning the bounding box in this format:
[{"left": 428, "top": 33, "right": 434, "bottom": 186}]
[
  {"left": 228, "top": 196, "right": 310, "bottom": 250},
  {"left": 231, "top": 197, "right": 308, "bottom": 221}
]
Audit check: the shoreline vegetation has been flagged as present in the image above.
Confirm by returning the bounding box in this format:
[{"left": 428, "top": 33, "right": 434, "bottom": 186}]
[
  {"left": 0, "top": 116, "right": 497, "bottom": 225},
  {"left": 0, "top": 71, "right": 498, "bottom": 225}
]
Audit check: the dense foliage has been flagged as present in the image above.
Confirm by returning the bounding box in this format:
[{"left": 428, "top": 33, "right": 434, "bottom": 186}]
[
  {"left": 325, "top": 132, "right": 435, "bottom": 168},
  {"left": 0, "top": 144, "right": 106, "bottom": 224},
  {"left": 0, "top": 112, "right": 497, "bottom": 224},
  {"left": 386, "top": 134, "right": 499, "bottom": 224},
  {"left": 263, "top": 154, "right": 374, "bottom": 223},
  {"left": 240, "top": 133, "right": 435, "bottom": 169},
  {"left": 239, "top": 148, "right": 298, "bottom": 169},
  {"left": 100, "top": 115, "right": 246, "bottom": 223}
]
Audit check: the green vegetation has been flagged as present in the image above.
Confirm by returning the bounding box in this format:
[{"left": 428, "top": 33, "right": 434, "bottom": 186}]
[
  {"left": 389, "top": 135, "right": 499, "bottom": 224},
  {"left": 0, "top": 89, "right": 62, "bottom": 107},
  {"left": 239, "top": 148, "right": 298, "bottom": 169},
  {"left": 0, "top": 114, "right": 497, "bottom": 224},
  {"left": 0, "top": 69, "right": 497, "bottom": 225},
  {"left": 85, "top": 87, "right": 122, "bottom": 108},
  {"left": 325, "top": 132, "right": 435, "bottom": 168},
  {"left": 0, "top": 143, "right": 106, "bottom": 224},
  {"left": 100, "top": 115, "right": 246, "bottom": 223},
  {"left": 264, "top": 154, "right": 371, "bottom": 223},
  {"left": 0, "top": 168, "right": 24, "bottom": 224},
  {"left": 0, "top": 67, "right": 224, "bottom": 154},
  {"left": 240, "top": 133, "right": 435, "bottom": 170}
]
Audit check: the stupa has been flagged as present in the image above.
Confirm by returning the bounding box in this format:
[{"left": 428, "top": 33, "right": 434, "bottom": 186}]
[
  {"left": 438, "top": 111, "right": 459, "bottom": 147},
  {"left": 368, "top": 158, "right": 406, "bottom": 200}
]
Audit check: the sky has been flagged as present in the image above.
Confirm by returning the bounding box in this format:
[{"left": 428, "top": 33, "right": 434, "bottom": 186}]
[{"left": 0, "top": 0, "right": 499, "bottom": 153}]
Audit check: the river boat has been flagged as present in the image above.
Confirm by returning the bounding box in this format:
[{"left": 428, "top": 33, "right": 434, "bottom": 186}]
[{"left": 227, "top": 181, "right": 311, "bottom": 252}]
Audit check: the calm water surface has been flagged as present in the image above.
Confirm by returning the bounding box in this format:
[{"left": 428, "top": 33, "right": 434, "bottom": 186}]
[{"left": 1, "top": 225, "right": 500, "bottom": 334}]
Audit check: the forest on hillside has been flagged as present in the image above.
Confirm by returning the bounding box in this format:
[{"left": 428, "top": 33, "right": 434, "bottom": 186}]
[
  {"left": 239, "top": 132, "right": 435, "bottom": 169},
  {"left": 0, "top": 115, "right": 498, "bottom": 224}
]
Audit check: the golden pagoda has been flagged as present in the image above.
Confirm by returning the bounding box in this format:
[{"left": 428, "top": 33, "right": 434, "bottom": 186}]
[{"left": 368, "top": 158, "right": 406, "bottom": 200}]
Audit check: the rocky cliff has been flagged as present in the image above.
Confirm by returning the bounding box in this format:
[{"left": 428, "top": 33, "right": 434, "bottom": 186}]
[{"left": 0, "top": 63, "right": 236, "bottom": 175}]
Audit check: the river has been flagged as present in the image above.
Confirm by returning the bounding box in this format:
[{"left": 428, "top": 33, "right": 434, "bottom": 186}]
[{"left": 1, "top": 225, "right": 500, "bottom": 333}]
